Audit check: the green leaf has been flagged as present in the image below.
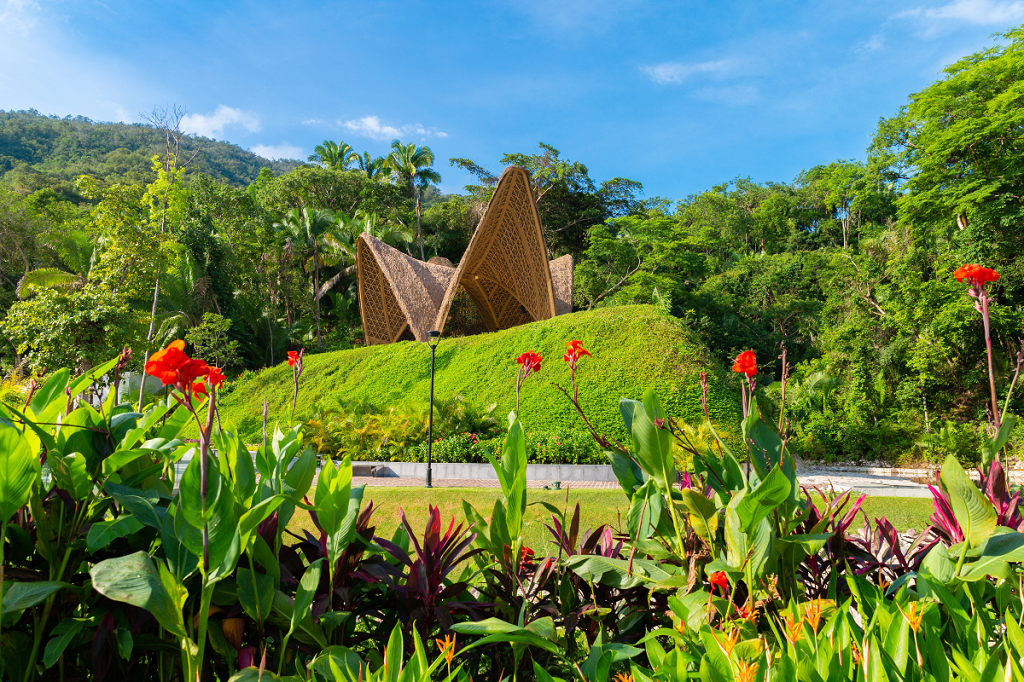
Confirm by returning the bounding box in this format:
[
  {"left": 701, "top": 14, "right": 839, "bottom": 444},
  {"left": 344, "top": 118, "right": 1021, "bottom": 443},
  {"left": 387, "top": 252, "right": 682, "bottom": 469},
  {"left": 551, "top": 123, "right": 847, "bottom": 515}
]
[
  {"left": 289, "top": 559, "right": 322, "bottom": 637},
  {"left": 89, "top": 552, "right": 188, "bottom": 639},
  {"left": 1, "top": 581, "right": 66, "bottom": 614},
  {"left": 106, "top": 485, "right": 163, "bottom": 530},
  {"left": 627, "top": 479, "right": 664, "bottom": 542},
  {"left": 0, "top": 423, "right": 40, "bottom": 522},
  {"left": 920, "top": 543, "right": 956, "bottom": 584},
  {"left": 734, "top": 465, "right": 790, "bottom": 533},
  {"left": 43, "top": 618, "right": 86, "bottom": 668},
  {"left": 310, "top": 646, "right": 364, "bottom": 680},
  {"left": 384, "top": 623, "right": 403, "bottom": 682},
  {"left": 678, "top": 489, "right": 719, "bottom": 545},
  {"left": 101, "top": 449, "right": 154, "bottom": 477},
  {"left": 502, "top": 418, "right": 528, "bottom": 540},
  {"left": 87, "top": 515, "right": 145, "bottom": 553},
  {"left": 960, "top": 532, "right": 1024, "bottom": 581},
  {"left": 28, "top": 368, "right": 70, "bottom": 419},
  {"left": 630, "top": 393, "right": 674, "bottom": 495},
  {"left": 236, "top": 568, "right": 275, "bottom": 626},
  {"left": 47, "top": 451, "right": 91, "bottom": 501},
  {"left": 941, "top": 455, "right": 997, "bottom": 549},
  {"left": 982, "top": 414, "right": 1017, "bottom": 468}
]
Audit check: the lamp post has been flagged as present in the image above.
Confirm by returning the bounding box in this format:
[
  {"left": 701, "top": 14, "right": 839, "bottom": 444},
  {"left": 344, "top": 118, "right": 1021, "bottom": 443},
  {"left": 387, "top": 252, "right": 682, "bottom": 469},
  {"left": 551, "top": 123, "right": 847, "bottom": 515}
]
[{"left": 426, "top": 330, "right": 441, "bottom": 488}]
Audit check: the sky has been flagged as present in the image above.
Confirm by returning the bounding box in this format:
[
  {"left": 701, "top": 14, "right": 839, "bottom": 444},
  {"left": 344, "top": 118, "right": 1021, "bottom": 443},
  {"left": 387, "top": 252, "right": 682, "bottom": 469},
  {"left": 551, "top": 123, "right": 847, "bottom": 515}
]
[{"left": 0, "top": 0, "right": 1020, "bottom": 199}]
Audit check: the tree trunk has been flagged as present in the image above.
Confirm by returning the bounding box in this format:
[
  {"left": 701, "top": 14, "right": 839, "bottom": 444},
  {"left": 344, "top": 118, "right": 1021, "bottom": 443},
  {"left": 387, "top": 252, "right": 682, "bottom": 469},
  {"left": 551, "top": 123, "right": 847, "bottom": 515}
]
[
  {"left": 314, "top": 242, "right": 322, "bottom": 348},
  {"left": 416, "top": 191, "right": 425, "bottom": 261},
  {"left": 137, "top": 269, "right": 162, "bottom": 412}
]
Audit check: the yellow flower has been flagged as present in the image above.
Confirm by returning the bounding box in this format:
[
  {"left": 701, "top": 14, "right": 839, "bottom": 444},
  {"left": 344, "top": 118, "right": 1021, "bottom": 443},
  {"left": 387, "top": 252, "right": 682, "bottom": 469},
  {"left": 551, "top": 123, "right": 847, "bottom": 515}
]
[
  {"left": 434, "top": 634, "right": 456, "bottom": 665},
  {"left": 898, "top": 602, "right": 924, "bottom": 634},
  {"left": 736, "top": 659, "right": 760, "bottom": 682}
]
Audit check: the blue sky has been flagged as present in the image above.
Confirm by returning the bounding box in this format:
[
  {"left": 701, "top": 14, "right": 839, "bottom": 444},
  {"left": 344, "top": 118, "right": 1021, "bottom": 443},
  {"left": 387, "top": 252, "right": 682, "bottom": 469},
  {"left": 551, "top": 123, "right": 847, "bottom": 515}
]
[{"left": 1, "top": 0, "right": 1020, "bottom": 199}]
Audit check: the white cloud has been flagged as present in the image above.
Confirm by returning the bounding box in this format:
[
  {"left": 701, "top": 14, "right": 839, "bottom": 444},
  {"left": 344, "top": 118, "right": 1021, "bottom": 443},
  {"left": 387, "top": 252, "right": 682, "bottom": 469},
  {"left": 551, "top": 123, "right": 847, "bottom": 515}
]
[
  {"left": 641, "top": 60, "right": 734, "bottom": 84},
  {"left": 899, "top": 0, "right": 1024, "bottom": 25},
  {"left": 0, "top": 0, "right": 40, "bottom": 35},
  {"left": 250, "top": 143, "right": 304, "bottom": 160},
  {"left": 861, "top": 35, "right": 884, "bottom": 52},
  {"left": 180, "top": 105, "right": 261, "bottom": 139},
  {"left": 339, "top": 115, "right": 448, "bottom": 140},
  {"left": 301, "top": 118, "right": 323, "bottom": 125}
]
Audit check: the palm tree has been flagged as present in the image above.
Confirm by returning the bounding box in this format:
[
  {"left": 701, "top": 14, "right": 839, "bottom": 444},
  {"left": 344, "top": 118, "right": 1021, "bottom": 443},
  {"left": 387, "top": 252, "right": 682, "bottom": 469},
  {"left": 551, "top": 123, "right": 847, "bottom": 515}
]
[
  {"left": 315, "top": 210, "right": 414, "bottom": 300},
  {"left": 275, "top": 207, "right": 340, "bottom": 348},
  {"left": 16, "top": 231, "right": 101, "bottom": 298},
  {"left": 357, "top": 152, "right": 389, "bottom": 181},
  {"left": 151, "top": 253, "right": 219, "bottom": 347},
  {"left": 308, "top": 140, "right": 359, "bottom": 170},
  {"left": 386, "top": 141, "right": 441, "bottom": 260}
]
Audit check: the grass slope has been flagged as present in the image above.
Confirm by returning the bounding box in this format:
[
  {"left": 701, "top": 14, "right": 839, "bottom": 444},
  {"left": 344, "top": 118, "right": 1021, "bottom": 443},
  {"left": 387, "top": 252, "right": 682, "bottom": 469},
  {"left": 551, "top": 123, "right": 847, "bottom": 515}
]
[{"left": 219, "top": 305, "right": 741, "bottom": 445}]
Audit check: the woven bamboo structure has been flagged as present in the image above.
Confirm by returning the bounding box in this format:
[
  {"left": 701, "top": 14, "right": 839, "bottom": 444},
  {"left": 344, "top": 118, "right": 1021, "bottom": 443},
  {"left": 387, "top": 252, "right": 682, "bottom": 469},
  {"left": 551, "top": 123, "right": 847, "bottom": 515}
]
[{"left": 356, "top": 166, "right": 574, "bottom": 345}]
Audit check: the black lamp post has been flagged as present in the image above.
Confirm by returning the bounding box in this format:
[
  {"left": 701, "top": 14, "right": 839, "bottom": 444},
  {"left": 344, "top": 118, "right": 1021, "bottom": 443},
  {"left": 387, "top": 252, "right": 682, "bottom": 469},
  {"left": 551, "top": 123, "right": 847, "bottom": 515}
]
[{"left": 425, "top": 330, "right": 441, "bottom": 488}]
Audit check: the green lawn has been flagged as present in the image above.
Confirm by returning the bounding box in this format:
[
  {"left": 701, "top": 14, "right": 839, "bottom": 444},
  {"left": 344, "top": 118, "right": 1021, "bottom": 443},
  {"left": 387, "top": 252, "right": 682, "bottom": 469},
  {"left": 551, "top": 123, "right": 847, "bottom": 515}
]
[{"left": 288, "top": 488, "right": 935, "bottom": 551}]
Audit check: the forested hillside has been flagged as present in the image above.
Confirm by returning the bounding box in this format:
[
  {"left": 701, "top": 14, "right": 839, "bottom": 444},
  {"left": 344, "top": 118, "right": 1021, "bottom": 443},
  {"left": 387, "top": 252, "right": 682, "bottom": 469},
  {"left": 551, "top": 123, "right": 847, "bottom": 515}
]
[
  {"left": 0, "top": 109, "right": 299, "bottom": 191},
  {"left": 2, "top": 29, "right": 1024, "bottom": 464}
]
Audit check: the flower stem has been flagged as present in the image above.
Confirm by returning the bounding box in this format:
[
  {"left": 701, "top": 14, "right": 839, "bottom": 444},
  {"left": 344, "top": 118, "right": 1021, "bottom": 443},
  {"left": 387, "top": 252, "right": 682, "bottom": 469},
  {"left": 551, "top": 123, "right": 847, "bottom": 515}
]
[{"left": 981, "top": 294, "right": 1002, "bottom": 432}]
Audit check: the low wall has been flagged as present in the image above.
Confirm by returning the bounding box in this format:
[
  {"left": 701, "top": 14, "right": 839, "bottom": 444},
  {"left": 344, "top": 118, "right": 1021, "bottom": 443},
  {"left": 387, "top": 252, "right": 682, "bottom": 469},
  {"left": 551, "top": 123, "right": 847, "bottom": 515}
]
[{"left": 355, "top": 461, "right": 617, "bottom": 483}]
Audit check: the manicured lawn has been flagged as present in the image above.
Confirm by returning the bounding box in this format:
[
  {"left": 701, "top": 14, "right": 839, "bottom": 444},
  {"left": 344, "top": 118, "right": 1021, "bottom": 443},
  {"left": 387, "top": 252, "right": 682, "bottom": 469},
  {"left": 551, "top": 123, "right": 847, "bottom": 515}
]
[{"left": 288, "top": 487, "right": 935, "bottom": 551}]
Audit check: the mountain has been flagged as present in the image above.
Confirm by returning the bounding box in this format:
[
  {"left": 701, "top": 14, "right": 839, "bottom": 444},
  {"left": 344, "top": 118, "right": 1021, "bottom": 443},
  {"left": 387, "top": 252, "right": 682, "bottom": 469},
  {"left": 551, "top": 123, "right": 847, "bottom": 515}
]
[{"left": 0, "top": 109, "right": 301, "bottom": 191}]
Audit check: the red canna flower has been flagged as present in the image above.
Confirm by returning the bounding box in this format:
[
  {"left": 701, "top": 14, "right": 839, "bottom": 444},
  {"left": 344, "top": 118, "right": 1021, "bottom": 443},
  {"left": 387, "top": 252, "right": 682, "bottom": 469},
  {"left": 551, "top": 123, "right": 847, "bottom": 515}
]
[
  {"left": 520, "top": 546, "right": 536, "bottom": 565},
  {"left": 732, "top": 350, "right": 757, "bottom": 377},
  {"left": 709, "top": 571, "right": 729, "bottom": 593},
  {"left": 192, "top": 381, "right": 208, "bottom": 398},
  {"left": 145, "top": 340, "right": 189, "bottom": 385},
  {"left": 563, "top": 339, "right": 592, "bottom": 368},
  {"left": 516, "top": 350, "right": 542, "bottom": 374},
  {"left": 287, "top": 350, "right": 300, "bottom": 367},
  {"left": 954, "top": 264, "right": 999, "bottom": 288},
  {"left": 206, "top": 365, "right": 226, "bottom": 389},
  {"left": 145, "top": 341, "right": 211, "bottom": 393}
]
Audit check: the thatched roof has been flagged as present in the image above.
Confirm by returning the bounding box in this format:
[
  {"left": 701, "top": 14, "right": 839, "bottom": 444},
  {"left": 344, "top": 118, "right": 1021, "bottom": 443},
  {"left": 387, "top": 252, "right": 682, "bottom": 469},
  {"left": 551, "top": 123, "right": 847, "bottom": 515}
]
[{"left": 357, "top": 166, "right": 574, "bottom": 345}]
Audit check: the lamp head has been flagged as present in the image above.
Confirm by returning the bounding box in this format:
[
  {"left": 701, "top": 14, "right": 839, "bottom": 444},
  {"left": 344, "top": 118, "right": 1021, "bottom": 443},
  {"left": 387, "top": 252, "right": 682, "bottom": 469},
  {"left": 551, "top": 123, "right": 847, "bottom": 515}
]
[{"left": 427, "top": 330, "right": 441, "bottom": 348}]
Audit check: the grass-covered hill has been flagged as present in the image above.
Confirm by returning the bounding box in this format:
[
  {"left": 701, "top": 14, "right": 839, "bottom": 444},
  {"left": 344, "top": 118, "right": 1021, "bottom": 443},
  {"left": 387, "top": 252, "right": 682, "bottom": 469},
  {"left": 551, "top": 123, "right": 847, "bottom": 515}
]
[
  {"left": 217, "top": 305, "right": 742, "bottom": 445},
  {"left": 0, "top": 109, "right": 299, "bottom": 190}
]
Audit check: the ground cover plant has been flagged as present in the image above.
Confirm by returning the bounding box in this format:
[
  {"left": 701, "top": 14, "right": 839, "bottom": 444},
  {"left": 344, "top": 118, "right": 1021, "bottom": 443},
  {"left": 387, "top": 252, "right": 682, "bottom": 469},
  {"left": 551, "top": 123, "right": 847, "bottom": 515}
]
[{"left": 1, "top": 260, "right": 1022, "bottom": 682}]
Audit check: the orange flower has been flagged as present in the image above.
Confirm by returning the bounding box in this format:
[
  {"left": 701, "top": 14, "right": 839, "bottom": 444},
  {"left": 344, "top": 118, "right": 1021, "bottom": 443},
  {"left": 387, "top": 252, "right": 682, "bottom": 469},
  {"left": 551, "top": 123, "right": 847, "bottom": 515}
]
[
  {"left": 145, "top": 341, "right": 211, "bottom": 393},
  {"left": 783, "top": 613, "right": 803, "bottom": 644},
  {"left": 563, "top": 340, "right": 592, "bottom": 367},
  {"left": 954, "top": 264, "right": 999, "bottom": 288},
  {"left": 516, "top": 350, "right": 542, "bottom": 373},
  {"left": 720, "top": 628, "right": 741, "bottom": 656},
  {"left": 613, "top": 674, "right": 634, "bottom": 682},
  {"left": 192, "top": 381, "right": 208, "bottom": 398},
  {"left": 145, "top": 340, "right": 189, "bottom": 385},
  {"left": 206, "top": 366, "right": 226, "bottom": 389},
  {"left": 434, "top": 634, "right": 455, "bottom": 665},
  {"left": 898, "top": 602, "right": 924, "bottom": 634},
  {"left": 804, "top": 600, "right": 825, "bottom": 632},
  {"left": 520, "top": 546, "right": 535, "bottom": 566},
  {"left": 732, "top": 350, "right": 757, "bottom": 377},
  {"left": 709, "top": 571, "right": 729, "bottom": 594},
  {"left": 287, "top": 350, "right": 300, "bottom": 367},
  {"left": 736, "top": 659, "right": 759, "bottom": 682},
  {"left": 735, "top": 603, "right": 759, "bottom": 624}
]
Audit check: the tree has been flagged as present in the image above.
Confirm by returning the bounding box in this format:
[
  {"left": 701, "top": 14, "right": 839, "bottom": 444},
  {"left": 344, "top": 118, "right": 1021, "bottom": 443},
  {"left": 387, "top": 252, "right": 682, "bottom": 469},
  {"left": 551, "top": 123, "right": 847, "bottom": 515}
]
[
  {"left": 386, "top": 140, "right": 440, "bottom": 260},
  {"left": 275, "top": 207, "right": 339, "bottom": 348},
  {"left": 356, "top": 152, "right": 389, "bottom": 181},
  {"left": 315, "top": 210, "right": 414, "bottom": 300},
  {"left": 309, "top": 140, "right": 359, "bottom": 170},
  {"left": 185, "top": 312, "right": 241, "bottom": 368}
]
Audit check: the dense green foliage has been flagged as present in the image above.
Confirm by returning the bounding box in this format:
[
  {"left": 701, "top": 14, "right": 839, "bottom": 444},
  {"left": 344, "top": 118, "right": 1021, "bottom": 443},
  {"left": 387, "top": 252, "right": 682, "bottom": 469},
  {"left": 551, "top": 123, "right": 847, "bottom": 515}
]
[
  {"left": 4, "top": 29, "right": 1024, "bottom": 463},
  {"left": 217, "top": 305, "right": 740, "bottom": 447}
]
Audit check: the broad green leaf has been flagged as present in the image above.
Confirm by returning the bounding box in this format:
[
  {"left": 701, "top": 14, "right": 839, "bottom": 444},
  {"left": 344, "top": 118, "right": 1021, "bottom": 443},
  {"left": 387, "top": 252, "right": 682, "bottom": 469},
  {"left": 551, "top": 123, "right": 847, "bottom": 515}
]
[
  {"left": 564, "top": 554, "right": 671, "bottom": 589},
  {"left": 941, "top": 455, "right": 997, "bottom": 549},
  {"left": 384, "top": 623, "right": 403, "bottom": 682},
  {"left": 47, "top": 452, "right": 91, "bottom": 501},
  {"left": 90, "top": 552, "right": 188, "bottom": 639},
  {"left": 236, "top": 568, "right": 275, "bottom": 626},
  {"left": 627, "top": 479, "right": 664, "bottom": 542},
  {"left": 0, "top": 424, "right": 40, "bottom": 522},
  {"left": 87, "top": 515, "right": 145, "bottom": 552},
  {"left": 1, "top": 581, "right": 66, "bottom": 614},
  {"left": 310, "top": 646, "right": 364, "bottom": 680},
  {"left": 960, "top": 531, "right": 1024, "bottom": 581},
  {"left": 734, "top": 465, "right": 790, "bottom": 533},
  {"left": 289, "top": 559, "right": 322, "bottom": 637},
  {"left": 982, "top": 414, "right": 1017, "bottom": 468},
  {"left": 631, "top": 392, "right": 674, "bottom": 495},
  {"left": 283, "top": 448, "right": 317, "bottom": 497},
  {"left": 28, "top": 368, "right": 70, "bottom": 420},
  {"left": 106, "top": 485, "right": 163, "bottom": 530},
  {"left": 502, "top": 418, "right": 528, "bottom": 540},
  {"left": 679, "top": 489, "right": 719, "bottom": 545},
  {"left": 43, "top": 618, "right": 86, "bottom": 668},
  {"left": 101, "top": 449, "right": 154, "bottom": 477}
]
